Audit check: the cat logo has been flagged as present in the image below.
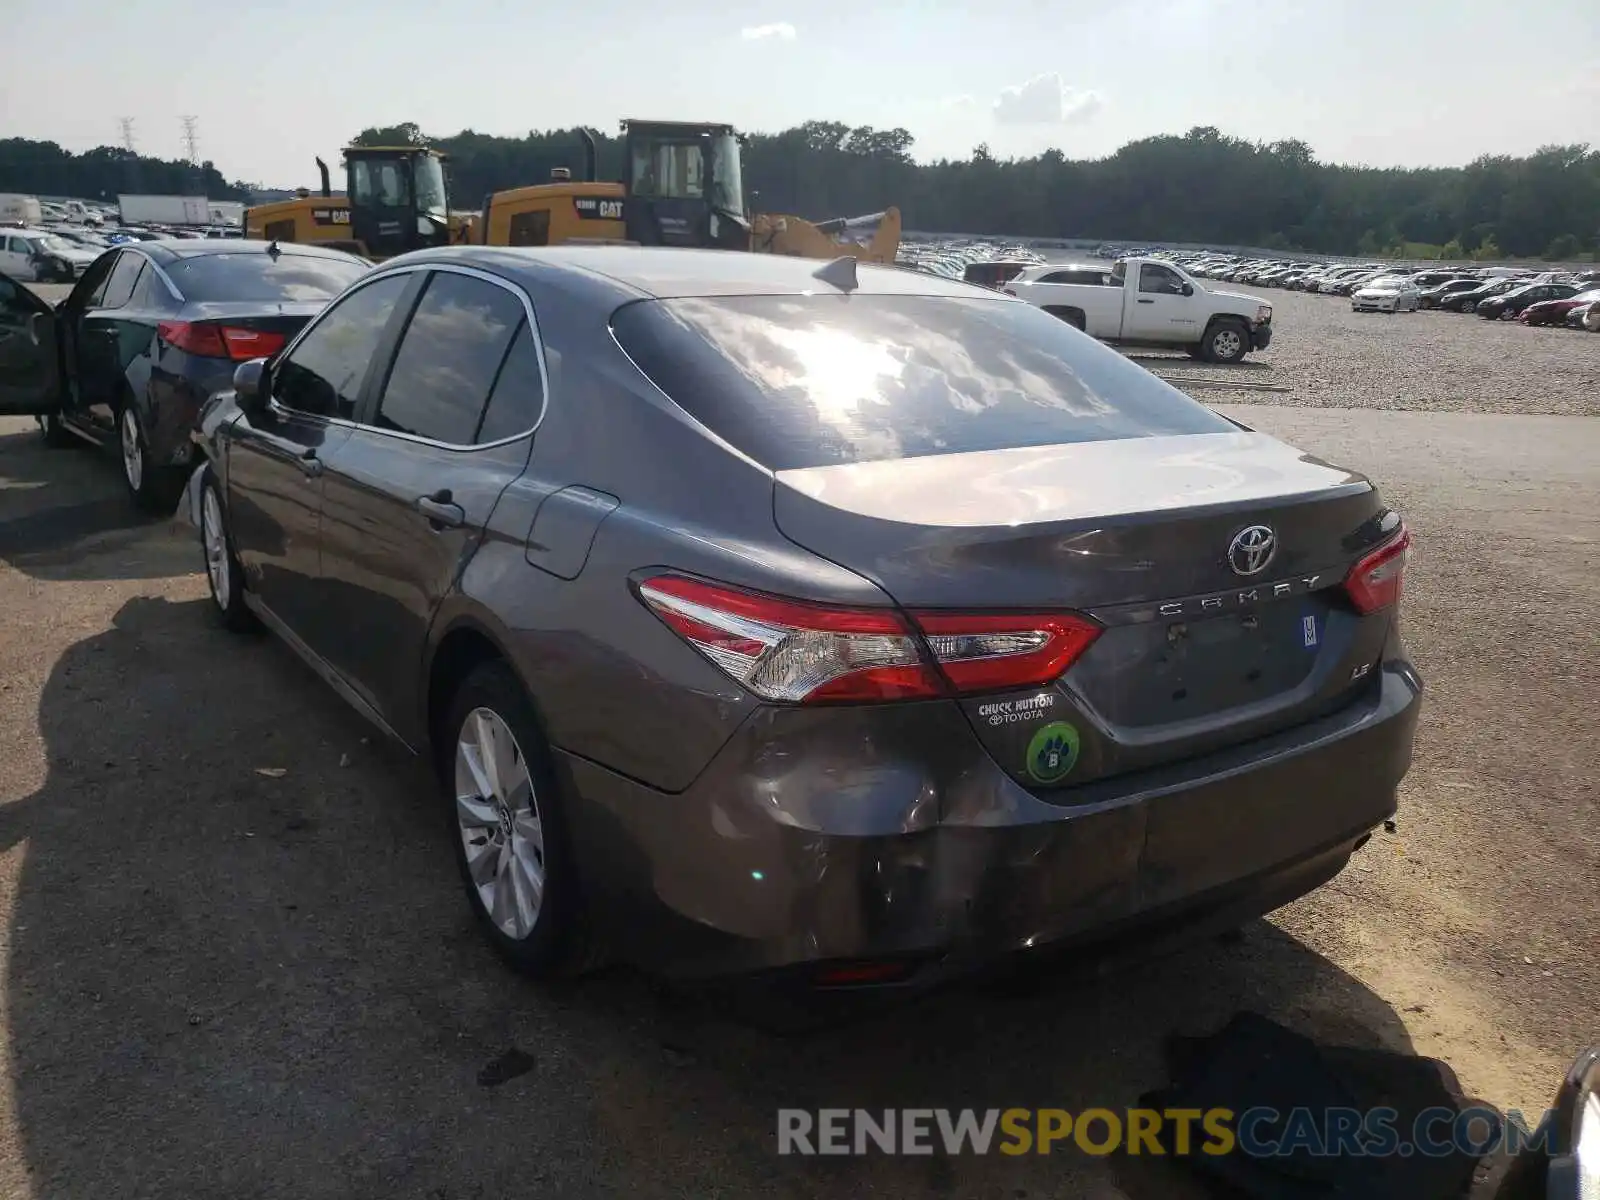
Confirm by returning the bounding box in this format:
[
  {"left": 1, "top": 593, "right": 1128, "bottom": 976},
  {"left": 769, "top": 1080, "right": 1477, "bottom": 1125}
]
[
  {"left": 573, "top": 197, "right": 625, "bottom": 221},
  {"left": 311, "top": 208, "right": 351, "bottom": 226}
]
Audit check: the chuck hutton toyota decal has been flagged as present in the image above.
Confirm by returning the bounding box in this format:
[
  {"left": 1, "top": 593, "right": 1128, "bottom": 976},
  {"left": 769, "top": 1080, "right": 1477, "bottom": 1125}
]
[{"left": 573, "top": 196, "right": 625, "bottom": 221}]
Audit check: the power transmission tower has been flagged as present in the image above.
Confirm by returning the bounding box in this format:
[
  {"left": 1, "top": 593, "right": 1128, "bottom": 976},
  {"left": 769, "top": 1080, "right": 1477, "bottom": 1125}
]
[
  {"left": 181, "top": 116, "right": 200, "bottom": 164},
  {"left": 119, "top": 117, "right": 136, "bottom": 151}
]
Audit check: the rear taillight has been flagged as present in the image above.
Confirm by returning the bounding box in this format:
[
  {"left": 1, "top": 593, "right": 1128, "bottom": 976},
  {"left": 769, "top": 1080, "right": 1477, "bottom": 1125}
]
[
  {"left": 158, "top": 321, "right": 287, "bottom": 361},
  {"left": 913, "top": 611, "right": 1100, "bottom": 693},
  {"left": 636, "top": 575, "right": 1100, "bottom": 704},
  {"left": 1343, "top": 525, "right": 1411, "bottom": 614}
]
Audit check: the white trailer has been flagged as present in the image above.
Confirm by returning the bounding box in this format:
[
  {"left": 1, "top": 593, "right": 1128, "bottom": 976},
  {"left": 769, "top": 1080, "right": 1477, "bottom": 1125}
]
[
  {"left": 117, "top": 194, "right": 212, "bottom": 226},
  {"left": 0, "top": 194, "right": 43, "bottom": 226}
]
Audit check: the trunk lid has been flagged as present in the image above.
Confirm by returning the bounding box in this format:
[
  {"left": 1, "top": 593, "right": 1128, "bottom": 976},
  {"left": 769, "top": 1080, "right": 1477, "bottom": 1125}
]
[
  {"left": 181, "top": 299, "right": 326, "bottom": 341},
  {"left": 773, "top": 431, "right": 1396, "bottom": 790}
]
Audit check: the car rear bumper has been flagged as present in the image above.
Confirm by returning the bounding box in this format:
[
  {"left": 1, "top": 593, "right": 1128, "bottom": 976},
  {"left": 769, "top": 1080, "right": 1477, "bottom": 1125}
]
[{"left": 558, "top": 654, "right": 1422, "bottom": 982}]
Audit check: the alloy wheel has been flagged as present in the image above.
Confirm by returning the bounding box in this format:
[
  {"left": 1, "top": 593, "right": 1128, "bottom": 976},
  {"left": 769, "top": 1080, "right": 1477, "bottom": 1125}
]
[
  {"left": 120, "top": 409, "right": 143, "bottom": 493},
  {"left": 202, "top": 487, "right": 230, "bottom": 609},
  {"left": 454, "top": 708, "right": 545, "bottom": 940},
  {"left": 1213, "top": 329, "right": 1243, "bottom": 360}
]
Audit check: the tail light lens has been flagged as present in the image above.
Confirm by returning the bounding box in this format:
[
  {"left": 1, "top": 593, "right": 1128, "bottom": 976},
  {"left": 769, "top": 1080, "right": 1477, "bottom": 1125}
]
[
  {"left": 158, "top": 321, "right": 287, "bottom": 361},
  {"left": 913, "top": 611, "right": 1100, "bottom": 693},
  {"left": 1343, "top": 525, "right": 1411, "bottom": 614},
  {"left": 637, "top": 575, "right": 1101, "bottom": 704}
]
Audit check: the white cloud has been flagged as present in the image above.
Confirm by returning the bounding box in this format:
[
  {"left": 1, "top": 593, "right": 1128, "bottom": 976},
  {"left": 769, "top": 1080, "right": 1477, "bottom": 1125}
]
[
  {"left": 938, "top": 94, "right": 977, "bottom": 111},
  {"left": 993, "top": 74, "right": 1105, "bottom": 126},
  {"left": 741, "top": 22, "right": 796, "bottom": 40}
]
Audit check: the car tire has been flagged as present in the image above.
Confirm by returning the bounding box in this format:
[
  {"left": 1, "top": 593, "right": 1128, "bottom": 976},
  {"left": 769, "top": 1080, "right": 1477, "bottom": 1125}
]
[
  {"left": 199, "top": 467, "right": 257, "bottom": 633},
  {"left": 443, "top": 661, "right": 584, "bottom": 979},
  {"left": 37, "top": 410, "right": 77, "bottom": 449},
  {"left": 1202, "top": 319, "right": 1250, "bottom": 365},
  {"left": 118, "top": 402, "right": 184, "bottom": 513},
  {"left": 1461, "top": 299, "right": 1477, "bottom": 313}
]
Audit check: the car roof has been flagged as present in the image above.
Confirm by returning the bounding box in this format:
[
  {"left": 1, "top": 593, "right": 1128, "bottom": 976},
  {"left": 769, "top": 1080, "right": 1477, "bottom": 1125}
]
[
  {"left": 390, "top": 245, "right": 998, "bottom": 301},
  {"left": 126, "top": 238, "right": 365, "bottom": 265}
]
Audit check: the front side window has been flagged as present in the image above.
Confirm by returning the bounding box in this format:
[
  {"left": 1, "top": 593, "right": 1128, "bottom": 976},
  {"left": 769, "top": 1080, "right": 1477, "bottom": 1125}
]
[
  {"left": 1139, "top": 264, "right": 1186, "bottom": 295},
  {"left": 631, "top": 140, "right": 704, "bottom": 199},
  {"left": 709, "top": 132, "right": 743, "bottom": 214},
  {"left": 271, "top": 274, "right": 410, "bottom": 419},
  {"left": 372, "top": 272, "right": 523, "bottom": 444},
  {"left": 350, "top": 158, "right": 411, "bottom": 208},
  {"left": 412, "top": 155, "right": 448, "bottom": 219},
  {"left": 99, "top": 253, "right": 147, "bottom": 309}
]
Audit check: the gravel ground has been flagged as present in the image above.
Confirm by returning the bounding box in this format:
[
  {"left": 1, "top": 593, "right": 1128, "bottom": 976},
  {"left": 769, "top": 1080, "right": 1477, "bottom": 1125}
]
[
  {"left": 1143, "top": 287, "right": 1600, "bottom": 416},
  {"left": 0, "top": 282, "right": 1595, "bottom": 1199}
]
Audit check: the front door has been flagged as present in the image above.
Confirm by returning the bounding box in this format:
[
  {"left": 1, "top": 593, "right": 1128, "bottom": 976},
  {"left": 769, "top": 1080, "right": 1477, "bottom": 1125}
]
[
  {"left": 226, "top": 271, "right": 415, "bottom": 649},
  {"left": 1123, "top": 262, "right": 1200, "bottom": 340},
  {"left": 316, "top": 268, "right": 541, "bottom": 739},
  {"left": 0, "top": 273, "right": 62, "bottom": 415},
  {"left": 75, "top": 250, "right": 151, "bottom": 433}
]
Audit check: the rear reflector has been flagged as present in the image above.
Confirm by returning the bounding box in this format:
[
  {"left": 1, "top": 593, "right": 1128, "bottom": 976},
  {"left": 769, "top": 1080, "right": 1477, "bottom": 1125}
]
[
  {"left": 637, "top": 574, "right": 1101, "bottom": 704},
  {"left": 158, "top": 320, "right": 287, "bottom": 362},
  {"left": 1343, "top": 525, "right": 1411, "bottom": 614}
]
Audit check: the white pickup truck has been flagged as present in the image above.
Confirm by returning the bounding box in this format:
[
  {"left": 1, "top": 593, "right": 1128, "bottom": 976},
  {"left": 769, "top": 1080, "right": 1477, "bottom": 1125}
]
[{"left": 1007, "top": 257, "right": 1273, "bottom": 363}]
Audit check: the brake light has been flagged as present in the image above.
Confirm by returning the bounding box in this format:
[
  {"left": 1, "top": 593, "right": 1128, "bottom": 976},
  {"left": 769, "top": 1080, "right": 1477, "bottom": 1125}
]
[
  {"left": 636, "top": 576, "right": 941, "bottom": 703},
  {"left": 158, "top": 321, "right": 286, "bottom": 361},
  {"left": 912, "top": 611, "right": 1100, "bottom": 693},
  {"left": 1343, "top": 526, "right": 1411, "bottom": 614},
  {"left": 637, "top": 575, "right": 1102, "bottom": 704}
]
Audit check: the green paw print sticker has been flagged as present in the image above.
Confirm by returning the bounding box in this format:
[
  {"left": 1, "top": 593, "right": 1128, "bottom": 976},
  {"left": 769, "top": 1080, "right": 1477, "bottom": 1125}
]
[{"left": 1026, "top": 721, "right": 1081, "bottom": 784}]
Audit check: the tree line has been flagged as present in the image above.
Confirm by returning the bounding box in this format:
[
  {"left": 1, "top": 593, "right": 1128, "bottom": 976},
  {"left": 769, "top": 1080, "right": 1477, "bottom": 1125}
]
[{"left": 4, "top": 123, "right": 1596, "bottom": 261}]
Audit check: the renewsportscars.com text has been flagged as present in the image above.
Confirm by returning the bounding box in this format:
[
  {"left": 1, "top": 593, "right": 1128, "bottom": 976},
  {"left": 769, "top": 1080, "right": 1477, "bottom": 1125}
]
[{"left": 777, "top": 1106, "right": 1560, "bottom": 1158}]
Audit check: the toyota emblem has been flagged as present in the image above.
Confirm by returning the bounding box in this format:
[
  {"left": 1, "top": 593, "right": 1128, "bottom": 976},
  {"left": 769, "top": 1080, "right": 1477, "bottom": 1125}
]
[{"left": 1227, "top": 525, "right": 1277, "bottom": 576}]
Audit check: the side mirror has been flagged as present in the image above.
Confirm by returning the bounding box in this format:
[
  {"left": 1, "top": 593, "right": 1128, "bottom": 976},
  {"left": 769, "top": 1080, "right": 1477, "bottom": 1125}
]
[
  {"left": 233, "top": 358, "right": 270, "bottom": 416},
  {"left": 1181, "top": 282, "right": 1195, "bottom": 297}
]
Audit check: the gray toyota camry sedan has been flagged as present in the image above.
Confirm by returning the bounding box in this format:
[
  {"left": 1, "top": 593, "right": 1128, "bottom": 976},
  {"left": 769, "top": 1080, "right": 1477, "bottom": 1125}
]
[{"left": 186, "top": 244, "right": 1422, "bottom": 985}]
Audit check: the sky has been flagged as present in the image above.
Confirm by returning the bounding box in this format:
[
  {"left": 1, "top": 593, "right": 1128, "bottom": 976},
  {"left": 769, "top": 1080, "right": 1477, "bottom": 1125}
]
[{"left": 1, "top": 0, "right": 1596, "bottom": 187}]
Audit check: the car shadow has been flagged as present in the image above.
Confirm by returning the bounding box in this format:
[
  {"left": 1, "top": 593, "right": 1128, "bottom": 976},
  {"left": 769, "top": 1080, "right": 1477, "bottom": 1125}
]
[
  {"left": 2, "top": 595, "right": 1471, "bottom": 1198},
  {"left": 0, "top": 424, "right": 190, "bottom": 582}
]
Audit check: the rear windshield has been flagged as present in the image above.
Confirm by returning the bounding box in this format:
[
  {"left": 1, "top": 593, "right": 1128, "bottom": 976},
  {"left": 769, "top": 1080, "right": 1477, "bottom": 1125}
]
[
  {"left": 612, "top": 294, "right": 1235, "bottom": 471},
  {"left": 165, "top": 252, "right": 368, "bottom": 302}
]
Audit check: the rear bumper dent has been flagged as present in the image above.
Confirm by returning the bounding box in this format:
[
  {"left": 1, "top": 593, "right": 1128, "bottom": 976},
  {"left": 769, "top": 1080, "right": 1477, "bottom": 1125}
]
[{"left": 559, "top": 661, "right": 1421, "bottom": 980}]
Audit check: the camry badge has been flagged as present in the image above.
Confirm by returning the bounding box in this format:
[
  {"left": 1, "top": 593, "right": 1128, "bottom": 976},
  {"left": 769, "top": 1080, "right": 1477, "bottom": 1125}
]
[{"left": 1228, "top": 525, "right": 1277, "bottom": 577}]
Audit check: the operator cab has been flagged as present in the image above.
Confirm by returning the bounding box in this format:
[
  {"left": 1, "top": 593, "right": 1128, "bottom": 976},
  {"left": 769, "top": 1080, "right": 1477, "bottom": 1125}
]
[
  {"left": 621, "top": 120, "right": 748, "bottom": 250},
  {"left": 344, "top": 146, "right": 452, "bottom": 259}
]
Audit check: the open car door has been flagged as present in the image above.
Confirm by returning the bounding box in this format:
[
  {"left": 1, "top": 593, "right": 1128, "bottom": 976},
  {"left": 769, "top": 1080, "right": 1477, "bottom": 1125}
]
[{"left": 0, "top": 272, "right": 62, "bottom": 415}]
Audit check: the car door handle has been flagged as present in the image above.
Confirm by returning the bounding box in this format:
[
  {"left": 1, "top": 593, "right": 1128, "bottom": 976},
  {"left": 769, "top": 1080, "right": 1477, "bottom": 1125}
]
[
  {"left": 1137, "top": 298, "right": 1156, "bottom": 304},
  {"left": 299, "top": 447, "right": 323, "bottom": 478},
  {"left": 417, "top": 489, "right": 465, "bottom": 529}
]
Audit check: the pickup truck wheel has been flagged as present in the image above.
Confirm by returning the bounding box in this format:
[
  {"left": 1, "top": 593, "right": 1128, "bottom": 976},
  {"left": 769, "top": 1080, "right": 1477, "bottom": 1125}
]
[{"left": 1202, "top": 320, "right": 1250, "bottom": 365}]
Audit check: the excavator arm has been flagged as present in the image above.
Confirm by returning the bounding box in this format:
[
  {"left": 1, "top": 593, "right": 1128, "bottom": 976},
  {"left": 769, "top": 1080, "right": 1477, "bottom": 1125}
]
[{"left": 750, "top": 206, "right": 901, "bottom": 264}]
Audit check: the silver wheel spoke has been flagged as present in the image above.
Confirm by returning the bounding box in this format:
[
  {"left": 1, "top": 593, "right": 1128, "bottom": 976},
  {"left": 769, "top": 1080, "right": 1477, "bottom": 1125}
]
[
  {"left": 458, "top": 742, "right": 495, "bottom": 806},
  {"left": 456, "top": 792, "right": 500, "bottom": 828},
  {"left": 512, "top": 810, "right": 543, "bottom": 856},
  {"left": 472, "top": 711, "right": 504, "bottom": 800},
  {"left": 463, "top": 832, "right": 499, "bottom": 887}
]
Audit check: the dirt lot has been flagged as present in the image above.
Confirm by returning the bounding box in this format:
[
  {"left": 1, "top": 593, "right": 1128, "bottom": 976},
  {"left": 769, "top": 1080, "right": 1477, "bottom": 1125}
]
[{"left": 0, "top": 286, "right": 1595, "bottom": 1199}]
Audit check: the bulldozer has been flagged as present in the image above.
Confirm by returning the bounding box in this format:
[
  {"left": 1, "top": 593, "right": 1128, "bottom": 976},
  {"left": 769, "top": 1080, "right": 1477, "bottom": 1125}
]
[
  {"left": 246, "top": 121, "right": 900, "bottom": 263},
  {"left": 243, "top": 145, "right": 464, "bottom": 260}
]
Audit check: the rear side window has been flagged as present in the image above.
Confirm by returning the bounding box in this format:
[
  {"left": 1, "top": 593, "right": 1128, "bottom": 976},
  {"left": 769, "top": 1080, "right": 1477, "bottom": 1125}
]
[
  {"left": 372, "top": 272, "right": 524, "bottom": 444},
  {"left": 273, "top": 274, "right": 410, "bottom": 419},
  {"left": 474, "top": 321, "right": 545, "bottom": 443},
  {"left": 165, "top": 251, "right": 367, "bottom": 302},
  {"left": 1039, "top": 269, "right": 1108, "bottom": 285},
  {"left": 99, "top": 253, "right": 146, "bottom": 308},
  {"left": 612, "top": 295, "right": 1235, "bottom": 472}
]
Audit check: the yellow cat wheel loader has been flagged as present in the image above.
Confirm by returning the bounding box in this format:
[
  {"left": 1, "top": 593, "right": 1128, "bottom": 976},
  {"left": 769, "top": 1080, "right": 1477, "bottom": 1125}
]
[
  {"left": 471, "top": 121, "right": 901, "bottom": 262},
  {"left": 243, "top": 145, "right": 460, "bottom": 260}
]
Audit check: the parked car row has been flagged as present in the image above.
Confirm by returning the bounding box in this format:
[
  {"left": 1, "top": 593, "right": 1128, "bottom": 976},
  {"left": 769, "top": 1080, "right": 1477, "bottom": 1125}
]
[{"left": 1153, "top": 252, "right": 1600, "bottom": 330}]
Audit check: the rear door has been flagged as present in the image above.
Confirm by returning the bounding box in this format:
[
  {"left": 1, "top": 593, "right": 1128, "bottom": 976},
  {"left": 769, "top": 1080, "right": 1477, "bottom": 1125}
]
[
  {"left": 0, "top": 273, "right": 62, "bottom": 415},
  {"left": 75, "top": 249, "right": 150, "bottom": 433},
  {"left": 315, "top": 267, "right": 542, "bottom": 734}
]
